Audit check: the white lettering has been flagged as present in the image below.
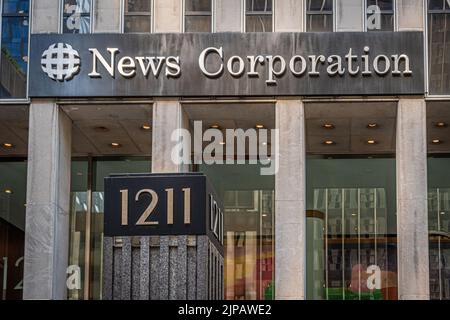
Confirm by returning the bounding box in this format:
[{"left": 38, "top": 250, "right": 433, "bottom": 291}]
[
  {"left": 266, "top": 55, "right": 286, "bottom": 84},
  {"left": 166, "top": 56, "right": 181, "bottom": 78},
  {"left": 227, "top": 55, "right": 245, "bottom": 77},
  {"left": 373, "top": 54, "right": 391, "bottom": 75},
  {"left": 118, "top": 56, "right": 136, "bottom": 78},
  {"left": 135, "top": 56, "right": 165, "bottom": 77},
  {"left": 199, "top": 46, "right": 224, "bottom": 78},
  {"left": 309, "top": 55, "right": 326, "bottom": 76},
  {"left": 289, "top": 55, "right": 307, "bottom": 76},
  {"left": 88, "top": 48, "right": 119, "bottom": 77},
  {"left": 327, "top": 55, "right": 345, "bottom": 76}
]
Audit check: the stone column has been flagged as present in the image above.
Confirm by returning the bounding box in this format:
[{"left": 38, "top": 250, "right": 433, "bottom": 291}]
[
  {"left": 215, "top": 0, "right": 243, "bottom": 32},
  {"left": 153, "top": 0, "right": 182, "bottom": 33},
  {"left": 93, "top": 0, "right": 121, "bottom": 33},
  {"left": 152, "top": 100, "right": 190, "bottom": 173},
  {"left": 23, "top": 101, "right": 72, "bottom": 300},
  {"left": 274, "top": 0, "right": 304, "bottom": 32},
  {"left": 31, "top": 0, "right": 59, "bottom": 33},
  {"left": 275, "top": 99, "right": 306, "bottom": 300},
  {"left": 396, "top": 0, "right": 424, "bottom": 31},
  {"left": 396, "top": 98, "right": 430, "bottom": 300}
]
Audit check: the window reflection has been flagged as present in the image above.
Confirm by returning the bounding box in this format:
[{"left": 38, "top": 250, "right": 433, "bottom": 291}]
[
  {"left": 0, "top": 160, "right": 27, "bottom": 300},
  {"left": 184, "top": 0, "right": 212, "bottom": 32},
  {"left": 245, "top": 0, "right": 273, "bottom": 32},
  {"left": 124, "top": 0, "right": 152, "bottom": 33},
  {"left": 62, "top": 0, "right": 91, "bottom": 34},
  {"left": 366, "top": 0, "right": 394, "bottom": 32},
  {"left": 428, "top": 0, "right": 450, "bottom": 95},
  {"left": 68, "top": 157, "right": 151, "bottom": 299},
  {"left": 306, "top": 157, "right": 398, "bottom": 300},
  {"left": 199, "top": 164, "right": 274, "bottom": 300},
  {"left": 306, "top": 0, "right": 333, "bottom": 32},
  {"left": 0, "top": 0, "right": 29, "bottom": 99},
  {"left": 428, "top": 157, "right": 450, "bottom": 300}
]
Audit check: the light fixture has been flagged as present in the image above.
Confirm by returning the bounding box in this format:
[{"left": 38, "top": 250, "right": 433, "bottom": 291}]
[
  {"left": 111, "top": 142, "right": 121, "bottom": 148},
  {"left": 210, "top": 124, "right": 220, "bottom": 129},
  {"left": 262, "top": 214, "right": 268, "bottom": 217},
  {"left": 322, "top": 123, "right": 335, "bottom": 129},
  {"left": 255, "top": 124, "right": 264, "bottom": 129},
  {"left": 141, "top": 124, "right": 151, "bottom": 130},
  {"left": 440, "top": 211, "right": 446, "bottom": 215},
  {"left": 3, "top": 143, "right": 13, "bottom": 148},
  {"left": 94, "top": 126, "right": 109, "bottom": 132},
  {"left": 261, "top": 142, "right": 267, "bottom": 146},
  {"left": 323, "top": 140, "right": 335, "bottom": 145},
  {"left": 4, "top": 189, "right": 12, "bottom": 194},
  {"left": 435, "top": 122, "right": 448, "bottom": 128},
  {"left": 367, "top": 123, "right": 379, "bottom": 129},
  {"left": 219, "top": 141, "right": 226, "bottom": 145},
  {"left": 367, "top": 139, "right": 377, "bottom": 145},
  {"left": 352, "top": 213, "right": 357, "bottom": 216},
  {"left": 432, "top": 139, "right": 443, "bottom": 145}
]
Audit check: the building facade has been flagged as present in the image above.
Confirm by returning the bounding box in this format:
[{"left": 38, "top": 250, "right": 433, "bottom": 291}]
[{"left": 0, "top": 0, "right": 449, "bottom": 300}]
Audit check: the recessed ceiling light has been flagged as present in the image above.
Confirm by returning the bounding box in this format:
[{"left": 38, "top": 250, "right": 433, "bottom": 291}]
[
  {"left": 262, "top": 214, "right": 268, "bottom": 217},
  {"left": 141, "top": 124, "right": 151, "bottom": 130},
  {"left": 94, "top": 126, "right": 109, "bottom": 132},
  {"left": 432, "top": 139, "right": 443, "bottom": 144},
  {"left": 3, "top": 143, "right": 14, "bottom": 148},
  {"left": 323, "top": 140, "right": 335, "bottom": 145},
  {"left": 322, "top": 123, "right": 335, "bottom": 129},
  {"left": 111, "top": 142, "right": 121, "bottom": 148},
  {"left": 367, "top": 123, "right": 379, "bottom": 129},
  {"left": 435, "top": 122, "right": 448, "bottom": 128},
  {"left": 255, "top": 124, "right": 264, "bottom": 129},
  {"left": 219, "top": 141, "right": 226, "bottom": 145},
  {"left": 4, "top": 189, "right": 12, "bottom": 194},
  {"left": 210, "top": 124, "right": 220, "bottom": 129},
  {"left": 367, "top": 139, "right": 377, "bottom": 145},
  {"left": 440, "top": 211, "right": 446, "bottom": 215}
]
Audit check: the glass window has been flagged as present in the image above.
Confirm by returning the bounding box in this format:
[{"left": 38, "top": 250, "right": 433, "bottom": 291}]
[
  {"left": 0, "top": 159, "right": 28, "bottom": 300},
  {"left": 427, "top": 102, "right": 450, "bottom": 300},
  {"left": 124, "top": 0, "right": 152, "bottom": 33},
  {"left": 428, "top": 0, "right": 450, "bottom": 95},
  {"left": 366, "top": 0, "right": 394, "bottom": 31},
  {"left": 428, "top": 157, "right": 450, "bottom": 300},
  {"left": 62, "top": 0, "right": 92, "bottom": 34},
  {"left": 199, "top": 164, "right": 275, "bottom": 300},
  {"left": 245, "top": 0, "right": 272, "bottom": 32},
  {"left": 68, "top": 157, "right": 151, "bottom": 300},
  {"left": 0, "top": 0, "right": 29, "bottom": 99},
  {"left": 305, "top": 102, "right": 398, "bottom": 300},
  {"left": 306, "top": 0, "right": 333, "bottom": 32},
  {"left": 184, "top": 0, "right": 212, "bottom": 32}
]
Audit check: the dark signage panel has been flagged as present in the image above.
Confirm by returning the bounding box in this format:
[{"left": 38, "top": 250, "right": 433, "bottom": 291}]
[
  {"left": 29, "top": 32, "right": 424, "bottom": 97},
  {"left": 104, "top": 173, "right": 223, "bottom": 244}
]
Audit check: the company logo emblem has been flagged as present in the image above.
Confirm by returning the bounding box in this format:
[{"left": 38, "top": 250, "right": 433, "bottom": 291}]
[{"left": 41, "top": 43, "right": 80, "bottom": 81}]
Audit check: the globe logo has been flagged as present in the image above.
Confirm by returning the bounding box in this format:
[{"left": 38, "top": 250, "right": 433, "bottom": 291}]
[{"left": 41, "top": 43, "right": 81, "bottom": 81}]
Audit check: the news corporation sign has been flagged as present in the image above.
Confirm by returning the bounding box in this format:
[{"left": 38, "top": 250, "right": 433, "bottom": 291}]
[{"left": 29, "top": 32, "right": 424, "bottom": 97}]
